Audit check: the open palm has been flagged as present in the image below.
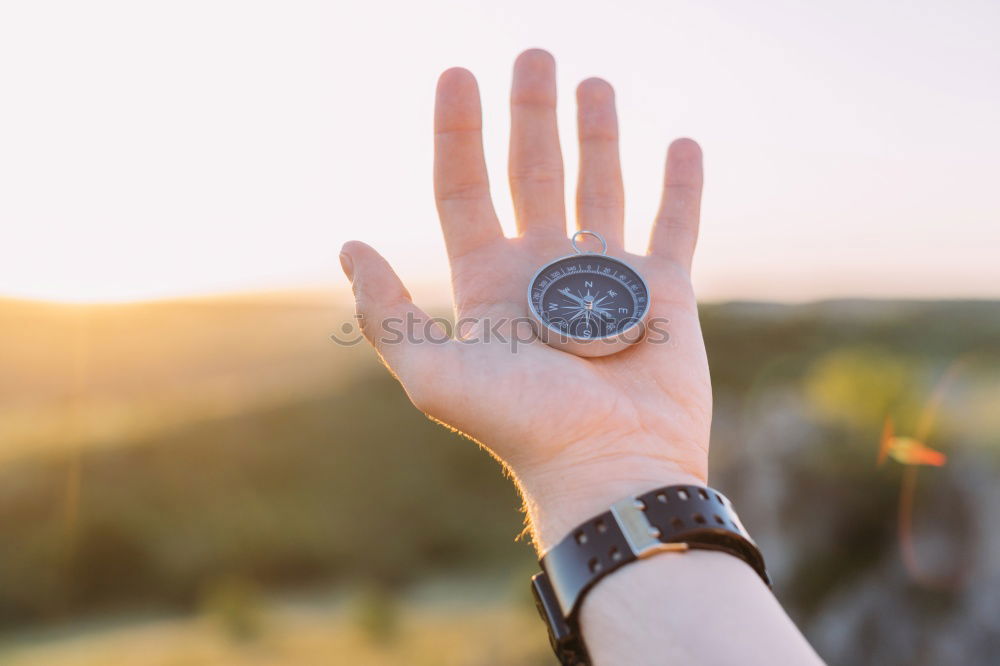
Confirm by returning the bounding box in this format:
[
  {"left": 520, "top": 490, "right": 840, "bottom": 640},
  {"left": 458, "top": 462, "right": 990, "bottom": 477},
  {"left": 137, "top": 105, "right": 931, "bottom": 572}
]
[{"left": 341, "top": 50, "right": 712, "bottom": 547}]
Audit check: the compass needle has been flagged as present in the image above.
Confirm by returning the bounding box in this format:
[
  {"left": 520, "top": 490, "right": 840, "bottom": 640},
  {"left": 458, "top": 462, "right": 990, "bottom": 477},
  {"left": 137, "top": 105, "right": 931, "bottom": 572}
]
[{"left": 528, "top": 231, "right": 650, "bottom": 356}]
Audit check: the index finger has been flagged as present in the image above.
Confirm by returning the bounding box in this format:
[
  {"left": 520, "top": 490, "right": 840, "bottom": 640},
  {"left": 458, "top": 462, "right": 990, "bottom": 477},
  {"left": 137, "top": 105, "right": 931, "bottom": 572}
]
[{"left": 434, "top": 67, "right": 505, "bottom": 260}]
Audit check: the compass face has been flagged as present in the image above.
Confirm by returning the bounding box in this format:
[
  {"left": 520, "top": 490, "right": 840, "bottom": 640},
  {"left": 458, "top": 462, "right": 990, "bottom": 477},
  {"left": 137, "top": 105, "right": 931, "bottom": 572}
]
[{"left": 528, "top": 254, "right": 650, "bottom": 341}]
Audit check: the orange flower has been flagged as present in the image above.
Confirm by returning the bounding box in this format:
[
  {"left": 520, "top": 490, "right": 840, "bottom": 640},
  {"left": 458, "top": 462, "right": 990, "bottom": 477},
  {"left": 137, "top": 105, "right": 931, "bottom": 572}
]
[
  {"left": 886, "top": 437, "right": 947, "bottom": 467},
  {"left": 878, "top": 416, "right": 947, "bottom": 467}
]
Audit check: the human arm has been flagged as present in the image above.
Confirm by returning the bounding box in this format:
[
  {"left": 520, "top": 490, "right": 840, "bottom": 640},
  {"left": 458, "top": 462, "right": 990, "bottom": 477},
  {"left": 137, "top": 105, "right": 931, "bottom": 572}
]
[{"left": 339, "top": 48, "right": 823, "bottom": 665}]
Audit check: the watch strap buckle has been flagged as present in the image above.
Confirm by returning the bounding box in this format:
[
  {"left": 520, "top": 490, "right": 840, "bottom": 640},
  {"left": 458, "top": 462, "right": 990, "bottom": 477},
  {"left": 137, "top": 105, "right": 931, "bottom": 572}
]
[{"left": 610, "top": 496, "right": 689, "bottom": 559}]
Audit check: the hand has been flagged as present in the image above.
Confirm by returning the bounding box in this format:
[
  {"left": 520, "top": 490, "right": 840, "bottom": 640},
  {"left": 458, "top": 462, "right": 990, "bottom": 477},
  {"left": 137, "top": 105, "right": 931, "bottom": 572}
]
[{"left": 340, "top": 49, "right": 711, "bottom": 550}]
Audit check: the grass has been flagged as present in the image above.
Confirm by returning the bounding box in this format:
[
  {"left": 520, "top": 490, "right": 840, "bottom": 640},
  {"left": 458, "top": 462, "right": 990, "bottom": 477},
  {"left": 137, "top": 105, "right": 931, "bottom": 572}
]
[
  {"left": 0, "top": 294, "right": 367, "bottom": 463},
  {"left": 3, "top": 294, "right": 999, "bottom": 664},
  {"left": 0, "top": 579, "right": 551, "bottom": 666}
]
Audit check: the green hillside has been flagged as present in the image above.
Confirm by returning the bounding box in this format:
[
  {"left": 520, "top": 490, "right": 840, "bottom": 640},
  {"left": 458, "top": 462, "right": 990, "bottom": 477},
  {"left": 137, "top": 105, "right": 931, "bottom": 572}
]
[{"left": 1, "top": 296, "right": 999, "bottom": 664}]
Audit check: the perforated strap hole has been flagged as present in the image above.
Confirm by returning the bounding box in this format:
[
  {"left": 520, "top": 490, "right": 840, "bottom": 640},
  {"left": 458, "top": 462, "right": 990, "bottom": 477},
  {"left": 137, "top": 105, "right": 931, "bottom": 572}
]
[
  {"left": 677, "top": 489, "right": 689, "bottom": 500},
  {"left": 671, "top": 517, "right": 684, "bottom": 529},
  {"left": 589, "top": 557, "right": 603, "bottom": 574},
  {"left": 714, "top": 514, "right": 725, "bottom": 525},
  {"left": 693, "top": 513, "right": 706, "bottom": 525},
  {"left": 595, "top": 519, "right": 607, "bottom": 534},
  {"left": 656, "top": 492, "right": 668, "bottom": 503},
  {"left": 575, "top": 531, "right": 588, "bottom": 545},
  {"left": 609, "top": 547, "right": 622, "bottom": 562}
]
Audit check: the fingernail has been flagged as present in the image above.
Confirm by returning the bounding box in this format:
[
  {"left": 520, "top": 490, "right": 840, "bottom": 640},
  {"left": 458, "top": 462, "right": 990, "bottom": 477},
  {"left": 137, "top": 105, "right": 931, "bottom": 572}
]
[{"left": 339, "top": 252, "right": 354, "bottom": 281}]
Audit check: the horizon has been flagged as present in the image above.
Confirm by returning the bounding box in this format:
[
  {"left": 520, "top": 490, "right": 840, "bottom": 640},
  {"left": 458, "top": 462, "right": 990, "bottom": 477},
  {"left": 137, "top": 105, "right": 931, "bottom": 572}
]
[{"left": 5, "top": 285, "right": 1000, "bottom": 309}]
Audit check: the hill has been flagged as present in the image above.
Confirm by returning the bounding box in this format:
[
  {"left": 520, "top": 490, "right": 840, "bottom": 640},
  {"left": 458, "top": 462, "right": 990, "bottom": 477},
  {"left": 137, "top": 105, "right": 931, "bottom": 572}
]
[{"left": 1, "top": 295, "right": 999, "bottom": 664}]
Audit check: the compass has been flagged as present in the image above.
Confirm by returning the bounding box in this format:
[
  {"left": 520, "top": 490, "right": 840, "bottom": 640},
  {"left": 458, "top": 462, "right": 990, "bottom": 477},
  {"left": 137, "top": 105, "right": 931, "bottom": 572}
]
[{"left": 527, "top": 231, "right": 650, "bottom": 357}]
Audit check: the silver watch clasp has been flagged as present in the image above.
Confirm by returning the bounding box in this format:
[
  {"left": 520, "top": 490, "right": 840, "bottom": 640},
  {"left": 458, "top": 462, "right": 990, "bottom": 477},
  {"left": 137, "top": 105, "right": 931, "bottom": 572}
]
[{"left": 610, "top": 497, "right": 689, "bottom": 559}]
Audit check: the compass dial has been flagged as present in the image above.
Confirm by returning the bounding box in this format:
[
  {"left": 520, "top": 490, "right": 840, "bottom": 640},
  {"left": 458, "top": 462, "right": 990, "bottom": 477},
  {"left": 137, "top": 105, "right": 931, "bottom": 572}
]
[{"left": 528, "top": 255, "right": 650, "bottom": 341}]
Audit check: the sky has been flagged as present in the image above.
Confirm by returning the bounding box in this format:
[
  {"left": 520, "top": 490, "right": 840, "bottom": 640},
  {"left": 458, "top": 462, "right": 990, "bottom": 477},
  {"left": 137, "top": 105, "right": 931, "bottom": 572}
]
[{"left": 1, "top": 0, "right": 998, "bottom": 304}]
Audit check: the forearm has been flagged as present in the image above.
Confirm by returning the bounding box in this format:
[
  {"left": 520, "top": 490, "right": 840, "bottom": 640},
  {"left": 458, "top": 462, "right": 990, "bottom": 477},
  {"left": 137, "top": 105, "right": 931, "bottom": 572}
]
[
  {"left": 522, "top": 464, "right": 824, "bottom": 665},
  {"left": 581, "top": 550, "right": 823, "bottom": 665},
  {"left": 345, "top": 46, "right": 824, "bottom": 666}
]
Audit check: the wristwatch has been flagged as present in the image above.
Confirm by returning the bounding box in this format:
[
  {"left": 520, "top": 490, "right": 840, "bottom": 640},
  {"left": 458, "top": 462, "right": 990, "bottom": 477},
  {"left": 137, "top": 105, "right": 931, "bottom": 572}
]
[{"left": 530, "top": 483, "right": 770, "bottom": 665}]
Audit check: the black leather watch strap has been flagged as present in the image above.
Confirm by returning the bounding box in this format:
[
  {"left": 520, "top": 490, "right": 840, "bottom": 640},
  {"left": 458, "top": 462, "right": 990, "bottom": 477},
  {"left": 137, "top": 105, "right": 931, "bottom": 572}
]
[{"left": 531, "top": 484, "right": 770, "bottom": 665}]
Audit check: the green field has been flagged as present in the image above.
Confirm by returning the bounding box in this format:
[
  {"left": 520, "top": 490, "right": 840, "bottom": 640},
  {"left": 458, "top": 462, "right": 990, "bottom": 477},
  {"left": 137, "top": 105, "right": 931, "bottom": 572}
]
[
  {"left": 1, "top": 295, "right": 998, "bottom": 664},
  {"left": 0, "top": 578, "right": 550, "bottom": 666}
]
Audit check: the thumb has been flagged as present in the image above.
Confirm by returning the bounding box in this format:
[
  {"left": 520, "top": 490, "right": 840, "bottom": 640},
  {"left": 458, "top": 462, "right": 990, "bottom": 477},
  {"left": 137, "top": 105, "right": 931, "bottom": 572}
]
[{"left": 340, "top": 240, "right": 453, "bottom": 410}]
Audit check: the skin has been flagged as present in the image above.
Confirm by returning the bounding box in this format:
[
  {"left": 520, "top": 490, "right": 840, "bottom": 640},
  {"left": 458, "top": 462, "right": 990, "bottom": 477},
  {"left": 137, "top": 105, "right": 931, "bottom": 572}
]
[
  {"left": 341, "top": 49, "right": 710, "bottom": 549},
  {"left": 341, "top": 49, "right": 824, "bottom": 664}
]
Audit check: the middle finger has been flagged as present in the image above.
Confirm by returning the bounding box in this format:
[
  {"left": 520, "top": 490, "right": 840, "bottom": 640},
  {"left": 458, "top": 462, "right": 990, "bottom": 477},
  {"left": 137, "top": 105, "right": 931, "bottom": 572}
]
[{"left": 509, "top": 49, "right": 566, "bottom": 238}]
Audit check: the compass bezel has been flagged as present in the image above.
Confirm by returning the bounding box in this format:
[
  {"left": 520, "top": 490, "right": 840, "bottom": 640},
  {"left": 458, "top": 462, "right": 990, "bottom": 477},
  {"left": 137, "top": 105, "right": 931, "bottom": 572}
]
[{"left": 526, "top": 251, "right": 651, "bottom": 357}]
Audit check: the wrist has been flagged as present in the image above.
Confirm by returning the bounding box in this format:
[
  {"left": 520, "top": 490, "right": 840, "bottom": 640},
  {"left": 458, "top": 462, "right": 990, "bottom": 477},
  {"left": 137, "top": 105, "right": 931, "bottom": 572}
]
[{"left": 516, "top": 449, "right": 706, "bottom": 552}]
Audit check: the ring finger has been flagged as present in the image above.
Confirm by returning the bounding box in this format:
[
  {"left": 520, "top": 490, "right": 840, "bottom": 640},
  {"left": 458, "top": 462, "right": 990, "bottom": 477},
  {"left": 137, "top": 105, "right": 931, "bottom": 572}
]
[{"left": 575, "top": 77, "right": 625, "bottom": 249}]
